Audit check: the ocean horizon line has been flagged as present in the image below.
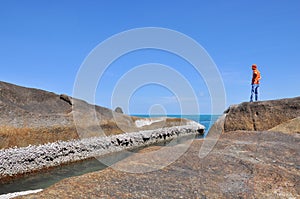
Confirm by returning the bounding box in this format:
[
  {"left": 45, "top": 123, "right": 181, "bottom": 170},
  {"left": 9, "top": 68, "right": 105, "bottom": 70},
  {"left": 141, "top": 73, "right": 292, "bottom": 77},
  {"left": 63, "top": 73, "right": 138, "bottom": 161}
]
[{"left": 130, "top": 114, "right": 222, "bottom": 117}]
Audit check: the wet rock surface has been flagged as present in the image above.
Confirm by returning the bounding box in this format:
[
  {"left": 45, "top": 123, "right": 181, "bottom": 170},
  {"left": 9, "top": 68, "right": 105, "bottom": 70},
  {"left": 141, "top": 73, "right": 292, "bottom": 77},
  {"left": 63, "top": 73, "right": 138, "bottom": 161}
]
[{"left": 18, "top": 130, "right": 299, "bottom": 199}]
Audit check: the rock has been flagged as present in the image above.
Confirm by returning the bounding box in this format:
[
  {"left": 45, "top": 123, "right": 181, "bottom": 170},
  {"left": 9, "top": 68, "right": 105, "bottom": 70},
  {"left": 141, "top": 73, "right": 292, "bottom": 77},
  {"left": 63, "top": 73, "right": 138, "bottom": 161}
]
[
  {"left": 224, "top": 96, "right": 300, "bottom": 132},
  {"left": 142, "top": 134, "right": 151, "bottom": 142},
  {"left": 59, "top": 94, "right": 72, "bottom": 105},
  {"left": 114, "top": 107, "right": 123, "bottom": 114},
  {"left": 268, "top": 117, "right": 300, "bottom": 134},
  {"left": 17, "top": 131, "right": 300, "bottom": 198},
  {"left": 4, "top": 97, "right": 300, "bottom": 198},
  {"left": 0, "top": 81, "right": 198, "bottom": 149}
]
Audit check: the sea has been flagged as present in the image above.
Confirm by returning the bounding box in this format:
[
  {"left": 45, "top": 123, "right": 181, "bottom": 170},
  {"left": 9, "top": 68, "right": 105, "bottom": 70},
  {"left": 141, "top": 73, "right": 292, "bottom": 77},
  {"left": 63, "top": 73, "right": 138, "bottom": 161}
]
[
  {"left": 132, "top": 114, "right": 221, "bottom": 137},
  {"left": 0, "top": 115, "right": 220, "bottom": 195}
]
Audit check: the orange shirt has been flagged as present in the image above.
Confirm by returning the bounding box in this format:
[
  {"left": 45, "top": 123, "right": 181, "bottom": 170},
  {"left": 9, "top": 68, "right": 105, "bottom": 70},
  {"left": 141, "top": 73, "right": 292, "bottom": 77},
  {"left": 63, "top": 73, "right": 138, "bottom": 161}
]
[{"left": 252, "top": 69, "right": 261, "bottom": 84}]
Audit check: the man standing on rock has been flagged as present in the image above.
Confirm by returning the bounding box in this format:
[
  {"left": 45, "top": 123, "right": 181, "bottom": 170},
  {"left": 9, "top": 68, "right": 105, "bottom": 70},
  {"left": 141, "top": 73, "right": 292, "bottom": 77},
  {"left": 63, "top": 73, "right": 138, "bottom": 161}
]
[{"left": 250, "top": 64, "right": 261, "bottom": 102}]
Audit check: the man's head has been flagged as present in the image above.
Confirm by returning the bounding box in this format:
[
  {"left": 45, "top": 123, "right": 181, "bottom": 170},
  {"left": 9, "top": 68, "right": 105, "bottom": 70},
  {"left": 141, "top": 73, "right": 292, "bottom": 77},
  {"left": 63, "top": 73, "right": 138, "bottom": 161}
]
[{"left": 252, "top": 64, "right": 257, "bottom": 70}]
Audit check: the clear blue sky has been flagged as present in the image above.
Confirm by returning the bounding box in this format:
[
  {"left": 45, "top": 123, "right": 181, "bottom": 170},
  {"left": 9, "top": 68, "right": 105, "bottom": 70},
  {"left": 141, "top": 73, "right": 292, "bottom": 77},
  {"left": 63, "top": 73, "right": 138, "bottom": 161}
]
[{"left": 1, "top": 0, "right": 299, "bottom": 114}]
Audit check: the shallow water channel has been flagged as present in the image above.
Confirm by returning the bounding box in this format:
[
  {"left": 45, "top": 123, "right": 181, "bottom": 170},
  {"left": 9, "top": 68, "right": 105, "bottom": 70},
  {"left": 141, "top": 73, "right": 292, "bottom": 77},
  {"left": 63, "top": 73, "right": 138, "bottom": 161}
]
[{"left": 0, "top": 134, "right": 199, "bottom": 195}]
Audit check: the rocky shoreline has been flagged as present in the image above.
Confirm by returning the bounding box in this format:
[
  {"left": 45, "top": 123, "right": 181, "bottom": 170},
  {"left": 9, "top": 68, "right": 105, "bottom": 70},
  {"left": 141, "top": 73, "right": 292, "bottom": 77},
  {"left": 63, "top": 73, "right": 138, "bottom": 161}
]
[
  {"left": 14, "top": 96, "right": 299, "bottom": 199},
  {"left": 1, "top": 81, "right": 299, "bottom": 198},
  {"left": 0, "top": 124, "right": 204, "bottom": 181},
  {"left": 15, "top": 130, "right": 299, "bottom": 199}
]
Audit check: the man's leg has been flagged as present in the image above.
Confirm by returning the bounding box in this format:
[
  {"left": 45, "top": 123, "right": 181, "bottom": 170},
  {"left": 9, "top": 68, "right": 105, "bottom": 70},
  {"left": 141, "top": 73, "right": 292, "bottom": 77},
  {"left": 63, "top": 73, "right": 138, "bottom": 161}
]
[
  {"left": 250, "top": 85, "right": 254, "bottom": 102},
  {"left": 254, "top": 84, "right": 259, "bottom": 101}
]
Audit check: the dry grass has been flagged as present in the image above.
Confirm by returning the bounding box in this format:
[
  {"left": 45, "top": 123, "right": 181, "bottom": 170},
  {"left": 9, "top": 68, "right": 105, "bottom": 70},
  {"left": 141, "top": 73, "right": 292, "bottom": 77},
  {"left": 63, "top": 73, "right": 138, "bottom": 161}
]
[
  {"left": 0, "top": 123, "right": 125, "bottom": 149},
  {"left": 0, "top": 123, "right": 129, "bottom": 149},
  {"left": 0, "top": 126, "right": 78, "bottom": 149}
]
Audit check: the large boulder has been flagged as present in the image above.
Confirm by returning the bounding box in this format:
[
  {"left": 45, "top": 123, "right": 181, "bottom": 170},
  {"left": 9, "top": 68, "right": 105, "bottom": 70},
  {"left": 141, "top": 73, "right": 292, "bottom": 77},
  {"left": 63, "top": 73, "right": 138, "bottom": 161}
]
[
  {"left": 224, "top": 97, "right": 300, "bottom": 132},
  {"left": 0, "top": 81, "right": 198, "bottom": 149}
]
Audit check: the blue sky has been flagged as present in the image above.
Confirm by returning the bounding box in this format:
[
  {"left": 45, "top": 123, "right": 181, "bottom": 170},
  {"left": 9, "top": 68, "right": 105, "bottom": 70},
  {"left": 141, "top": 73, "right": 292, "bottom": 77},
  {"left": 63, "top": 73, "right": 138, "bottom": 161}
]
[{"left": 1, "top": 0, "right": 299, "bottom": 114}]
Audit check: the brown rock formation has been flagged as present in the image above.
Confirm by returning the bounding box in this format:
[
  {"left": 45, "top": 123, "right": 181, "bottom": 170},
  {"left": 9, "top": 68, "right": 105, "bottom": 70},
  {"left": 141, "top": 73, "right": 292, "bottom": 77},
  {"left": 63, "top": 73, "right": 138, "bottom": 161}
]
[
  {"left": 0, "top": 81, "right": 190, "bottom": 149},
  {"left": 224, "top": 97, "right": 300, "bottom": 132},
  {"left": 3, "top": 84, "right": 300, "bottom": 198},
  {"left": 15, "top": 96, "right": 300, "bottom": 198}
]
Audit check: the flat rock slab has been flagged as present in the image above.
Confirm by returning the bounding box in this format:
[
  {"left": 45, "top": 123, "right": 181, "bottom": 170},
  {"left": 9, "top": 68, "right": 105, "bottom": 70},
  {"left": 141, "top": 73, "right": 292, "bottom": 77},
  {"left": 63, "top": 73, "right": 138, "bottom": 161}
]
[{"left": 19, "top": 131, "right": 300, "bottom": 198}]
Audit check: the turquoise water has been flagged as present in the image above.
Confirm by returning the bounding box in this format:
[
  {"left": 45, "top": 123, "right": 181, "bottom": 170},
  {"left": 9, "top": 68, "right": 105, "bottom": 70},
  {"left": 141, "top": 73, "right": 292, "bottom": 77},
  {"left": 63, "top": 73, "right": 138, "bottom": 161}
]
[{"left": 132, "top": 115, "right": 221, "bottom": 136}]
